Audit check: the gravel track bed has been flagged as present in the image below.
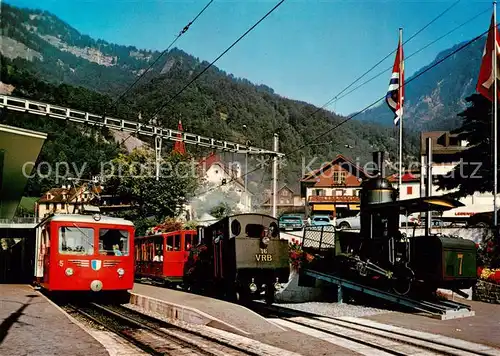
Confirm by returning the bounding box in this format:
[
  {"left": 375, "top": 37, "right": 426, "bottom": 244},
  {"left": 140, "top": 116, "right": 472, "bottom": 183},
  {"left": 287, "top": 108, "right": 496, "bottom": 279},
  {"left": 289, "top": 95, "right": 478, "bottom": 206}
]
[
  {"left": 123, "top": 303, "right": 365, "bottom": 355},
  {"left": 273, "top": 301, "right": 394, "bottom": 318}
]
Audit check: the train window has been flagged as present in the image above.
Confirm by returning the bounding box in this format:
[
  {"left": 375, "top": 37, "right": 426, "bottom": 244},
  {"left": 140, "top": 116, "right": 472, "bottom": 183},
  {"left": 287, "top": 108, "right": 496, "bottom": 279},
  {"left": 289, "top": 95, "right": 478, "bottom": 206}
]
[
  {"left": 245, "top": 224, "right": 265, "bottom": 238},
  {"left": 59, "top": 226, "right": 94, "bottom": 255},
  {"left": 99, "top": 229, "right": 129, "bottom": 256},
  {"left": 231, "top": 220, "right": 241, "bottom": 235},
  {"left": 153, "top": 236, "right": 163, "bottom": 261},
  {"left": 173, "top": 234, "right": 181, "bottom": 250},
  {"left": 185, "top": 234, "right": 193, "bottom": 250}
]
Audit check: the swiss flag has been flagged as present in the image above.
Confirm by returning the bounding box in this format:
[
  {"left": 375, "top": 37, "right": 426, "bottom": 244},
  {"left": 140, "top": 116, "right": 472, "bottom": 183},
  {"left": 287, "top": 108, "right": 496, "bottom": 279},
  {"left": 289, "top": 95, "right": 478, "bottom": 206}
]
[{"left": 477, "top": 13, "right": 500, "bottom": 102}]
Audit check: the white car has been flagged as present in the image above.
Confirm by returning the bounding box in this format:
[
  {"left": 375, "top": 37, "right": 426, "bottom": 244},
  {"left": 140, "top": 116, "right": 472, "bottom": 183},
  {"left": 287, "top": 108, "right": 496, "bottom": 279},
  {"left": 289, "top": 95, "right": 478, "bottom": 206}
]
[{"left": 336, "top": 213, "right": 418, "bottom": 230}]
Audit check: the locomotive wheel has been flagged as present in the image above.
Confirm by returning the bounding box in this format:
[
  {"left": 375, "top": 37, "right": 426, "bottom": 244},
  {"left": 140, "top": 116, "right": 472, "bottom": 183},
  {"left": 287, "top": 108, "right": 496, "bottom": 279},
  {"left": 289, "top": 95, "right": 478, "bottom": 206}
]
[{"left": 391, "top": 265, "right": 415, "bottom": 296}]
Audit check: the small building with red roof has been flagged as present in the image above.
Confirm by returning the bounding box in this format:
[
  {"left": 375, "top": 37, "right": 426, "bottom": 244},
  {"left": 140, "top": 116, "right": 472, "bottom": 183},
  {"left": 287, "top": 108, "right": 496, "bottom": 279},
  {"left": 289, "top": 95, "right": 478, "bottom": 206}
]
[{"left": 386, "top": 170, "right": 421, "bottom": 200}]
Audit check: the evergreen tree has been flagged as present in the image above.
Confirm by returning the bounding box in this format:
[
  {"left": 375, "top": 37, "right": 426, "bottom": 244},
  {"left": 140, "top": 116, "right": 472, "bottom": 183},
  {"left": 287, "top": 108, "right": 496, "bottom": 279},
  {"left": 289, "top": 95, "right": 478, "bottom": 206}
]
[{"left": 436, "top": 94, "right": 496, "bottom": 198}]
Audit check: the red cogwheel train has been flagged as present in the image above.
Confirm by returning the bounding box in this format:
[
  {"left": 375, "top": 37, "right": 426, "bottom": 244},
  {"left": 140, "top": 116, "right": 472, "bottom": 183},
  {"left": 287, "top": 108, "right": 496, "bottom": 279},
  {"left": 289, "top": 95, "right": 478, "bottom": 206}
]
[{"left": 34, "top": 212, "right": 135, "bottom": 296}]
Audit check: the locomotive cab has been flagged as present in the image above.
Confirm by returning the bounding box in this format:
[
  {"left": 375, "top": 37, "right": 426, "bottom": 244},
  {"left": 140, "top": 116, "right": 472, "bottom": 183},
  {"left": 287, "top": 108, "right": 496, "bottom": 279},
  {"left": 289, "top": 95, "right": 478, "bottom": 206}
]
[{"left": 184, "top": 213, "right": 290, "bottom": 304}]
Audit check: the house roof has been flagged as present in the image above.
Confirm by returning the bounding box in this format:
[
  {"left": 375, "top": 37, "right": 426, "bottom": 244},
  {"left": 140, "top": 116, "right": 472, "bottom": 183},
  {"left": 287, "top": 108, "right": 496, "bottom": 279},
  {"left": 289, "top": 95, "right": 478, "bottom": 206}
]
[
  {"left": 38, "top": 184, "right": 101, "bottom": 203},
  {"left": 262, "top": 184, "right": 299, "bottom": 205},
  {"left": 387, "top": 170, "right": 420, "bottom": 183},
  {"left": 198, "top": 152, "right": 244, "bottom": 187},
  {"left": 301, "top": 154, "right": 368, "bottom": 182},
  {"left": 420, "top": 131, "right": 468, "bottom": 155}
]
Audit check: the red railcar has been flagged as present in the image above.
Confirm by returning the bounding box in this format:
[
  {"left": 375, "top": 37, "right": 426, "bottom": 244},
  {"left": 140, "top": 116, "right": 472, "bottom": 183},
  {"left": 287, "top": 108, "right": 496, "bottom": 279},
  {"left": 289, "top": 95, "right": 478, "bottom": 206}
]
[
  {"left": 34, "top": 213, "right": 135, "bottom": 293},
  {"left": 134, "top": 230, "right": 196, "bottom": 285}
]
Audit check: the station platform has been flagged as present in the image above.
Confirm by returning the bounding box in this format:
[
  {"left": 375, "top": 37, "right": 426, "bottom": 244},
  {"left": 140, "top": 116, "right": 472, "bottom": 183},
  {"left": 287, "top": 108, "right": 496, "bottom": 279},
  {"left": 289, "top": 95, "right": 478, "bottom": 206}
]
[
  {"left": 130, "top": 283, "right": 286, "bottom": 335},
  {"left": 363, "top": 298, "right": 500, "bottom": 349},
  {"left": 0, "top": 284, "right": 108, "bottom": 356}
]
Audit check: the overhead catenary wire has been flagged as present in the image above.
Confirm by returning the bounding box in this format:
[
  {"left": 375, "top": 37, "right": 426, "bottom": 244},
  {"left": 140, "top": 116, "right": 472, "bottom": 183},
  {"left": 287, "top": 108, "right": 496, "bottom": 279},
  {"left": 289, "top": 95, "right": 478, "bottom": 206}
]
[
  {"left": 198, "top": 28, "right": 489, "bottom": 196},
  {"left": 281, "top": 6, "right": 491, "bottom": 151},
  {"left": 146, "top": 0, "right": 286, "bottom": 123},
  {"left": 286, "top": 26, "right": 493, "bottom": 157},
  {"left": 334, "top": 6, "right": 490, "bottom": 103},
  {"left": 294, "top": 0, "right": 462, "bottom": 122},
  {"left": 108, "top": 0, "right": 214, "bottom": 112}
]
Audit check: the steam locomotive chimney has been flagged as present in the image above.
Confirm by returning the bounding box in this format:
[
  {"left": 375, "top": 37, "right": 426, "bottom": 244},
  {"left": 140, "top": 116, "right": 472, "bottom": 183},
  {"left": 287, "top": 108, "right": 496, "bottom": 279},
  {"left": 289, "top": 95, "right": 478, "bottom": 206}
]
[{"left": 372, "top": 151, "right": 385, "bottom": 177}]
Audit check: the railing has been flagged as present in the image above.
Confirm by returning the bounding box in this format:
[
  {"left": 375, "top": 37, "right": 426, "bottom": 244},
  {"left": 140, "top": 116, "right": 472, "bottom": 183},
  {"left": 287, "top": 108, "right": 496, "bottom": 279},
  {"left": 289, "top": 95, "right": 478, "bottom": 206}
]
[{"left": 0, "top": 217, "right": 39, "bottom": 224}]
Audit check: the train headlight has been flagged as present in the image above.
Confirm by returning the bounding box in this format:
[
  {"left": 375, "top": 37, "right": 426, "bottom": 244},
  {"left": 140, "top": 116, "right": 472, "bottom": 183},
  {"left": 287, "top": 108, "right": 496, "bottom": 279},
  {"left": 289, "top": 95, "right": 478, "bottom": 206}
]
[
  {"left": 65, "top": 268, "right": 74, "bottom": 276},
  {"left": 274, "top": 277, "right": 282, "bottom": 290},
  {"left": 249, "top": 278, "right": 258, "bottom": 293},
  {"left": 262, "top": 236, "right": 270, "bottom": 245},
  {"left": 249, "top": 282, "right": 258, "bottom": 293},
  {"left": 117, "top": 268, "right": 125, "bottom": 277}
]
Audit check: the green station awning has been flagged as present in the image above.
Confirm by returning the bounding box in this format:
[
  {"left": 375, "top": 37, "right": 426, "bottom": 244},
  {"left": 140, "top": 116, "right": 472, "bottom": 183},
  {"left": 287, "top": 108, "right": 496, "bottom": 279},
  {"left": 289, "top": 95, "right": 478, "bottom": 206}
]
[{"left": 0, "top": 124, "right": 47, "bottom": 220}]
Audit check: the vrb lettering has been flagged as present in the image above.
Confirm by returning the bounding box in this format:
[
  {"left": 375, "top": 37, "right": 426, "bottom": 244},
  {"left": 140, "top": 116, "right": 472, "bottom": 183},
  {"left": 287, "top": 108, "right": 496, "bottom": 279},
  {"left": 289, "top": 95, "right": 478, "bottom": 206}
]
[{"left": 255, "top": 248, "right": 273, "bottom": 262}]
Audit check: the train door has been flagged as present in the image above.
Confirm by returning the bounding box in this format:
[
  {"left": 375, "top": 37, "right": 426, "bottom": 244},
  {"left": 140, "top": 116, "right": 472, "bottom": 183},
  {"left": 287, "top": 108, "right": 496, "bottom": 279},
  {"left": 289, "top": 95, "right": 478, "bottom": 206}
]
[
  {"left": 151, "top": 235, "right": 163, "bottom": 277},
  {"left": 42, "top": 226, "right": 51, "bottom": 284},
  {"left": 164, "top": 233, "right": 184, "bottom": 277},
  {"left": 183, "top": 231, "right": 194, "bottom": 262}
]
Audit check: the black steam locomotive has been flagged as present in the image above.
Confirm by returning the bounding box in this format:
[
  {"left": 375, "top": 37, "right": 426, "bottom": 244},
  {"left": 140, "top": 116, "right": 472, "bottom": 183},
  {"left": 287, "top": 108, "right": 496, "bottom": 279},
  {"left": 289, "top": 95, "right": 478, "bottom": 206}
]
[
  {"left": 302, "top": 152, "right": 477, "bottom": 298},
  {"left": 183, "top": 213, "right": 290, "bottom": 304}
]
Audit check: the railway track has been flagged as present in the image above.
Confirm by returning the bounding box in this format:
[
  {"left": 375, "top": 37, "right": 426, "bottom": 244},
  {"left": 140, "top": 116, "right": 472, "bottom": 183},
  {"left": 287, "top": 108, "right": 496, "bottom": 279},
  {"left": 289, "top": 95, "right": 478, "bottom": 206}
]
[
  {"left": 64, "top": 302, "right": 258, "bottom": 356},
  {"left": 249, "top": 302, "right": 500, "bottom": 356}
]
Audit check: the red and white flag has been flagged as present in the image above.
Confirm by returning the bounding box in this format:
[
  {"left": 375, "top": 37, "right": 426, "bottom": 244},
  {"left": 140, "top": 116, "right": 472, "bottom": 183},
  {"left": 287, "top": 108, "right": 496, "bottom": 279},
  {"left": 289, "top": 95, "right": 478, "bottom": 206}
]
[
  {"left": 386, "top": 35, "right": 404, "bottom": 126},
  {"left": 477, "top": 13, "right": 500, "bottom": 102}
]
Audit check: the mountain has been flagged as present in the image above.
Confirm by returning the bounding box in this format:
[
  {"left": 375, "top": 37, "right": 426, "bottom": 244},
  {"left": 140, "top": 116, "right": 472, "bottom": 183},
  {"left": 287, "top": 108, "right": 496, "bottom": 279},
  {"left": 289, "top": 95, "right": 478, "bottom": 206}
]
[
  {"left": 354, "top": 37, "right": 485, "bottom": 131},
  {"left": 0, "top": 2, "right": 420, "bottom": 195}
]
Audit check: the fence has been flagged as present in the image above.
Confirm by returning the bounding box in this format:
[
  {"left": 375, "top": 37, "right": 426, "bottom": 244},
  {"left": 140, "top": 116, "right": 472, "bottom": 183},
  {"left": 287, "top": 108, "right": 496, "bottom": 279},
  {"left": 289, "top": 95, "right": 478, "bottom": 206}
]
[
  {"left": 301, "top": 225, "right": 336, "bottom": 250},
  {"left": 0, "top": 217, "right": 38, "bottom": 224}
]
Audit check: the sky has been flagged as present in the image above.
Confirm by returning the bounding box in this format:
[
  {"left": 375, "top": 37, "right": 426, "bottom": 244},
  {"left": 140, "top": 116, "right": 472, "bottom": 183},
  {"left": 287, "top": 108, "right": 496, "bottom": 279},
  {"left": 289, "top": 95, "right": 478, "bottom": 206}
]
[{"left": 6, "top": 0, "right": 495, "bottom": 115}]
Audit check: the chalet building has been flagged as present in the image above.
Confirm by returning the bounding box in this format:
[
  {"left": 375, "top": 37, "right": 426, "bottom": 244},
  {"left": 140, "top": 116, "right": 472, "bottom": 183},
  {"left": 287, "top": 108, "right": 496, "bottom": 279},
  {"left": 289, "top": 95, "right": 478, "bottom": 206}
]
[
  {"left": 36, "top": 185, "right": 98, "bottom": 219},
  {"left": 300, "top": 154, "right": 368, "bottom": 218},
  {"left": 36, "top": 184, "right": 132, "bottom": 219},
  {"left": 261, "top": 185, "right": 304, "bottom": 214},
  {"left": 195, "top": 152, "right": 252, "bottom": 213},
  {"left": 420, "top": 131, "right": 495, "bottom": 218}
]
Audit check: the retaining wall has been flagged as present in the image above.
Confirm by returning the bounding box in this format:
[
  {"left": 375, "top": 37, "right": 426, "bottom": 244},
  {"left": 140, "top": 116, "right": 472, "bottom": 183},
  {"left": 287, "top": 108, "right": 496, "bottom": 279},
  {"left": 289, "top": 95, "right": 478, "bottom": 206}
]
[{"left": 473, "top": 280, "right": 500, "bottom": 304}]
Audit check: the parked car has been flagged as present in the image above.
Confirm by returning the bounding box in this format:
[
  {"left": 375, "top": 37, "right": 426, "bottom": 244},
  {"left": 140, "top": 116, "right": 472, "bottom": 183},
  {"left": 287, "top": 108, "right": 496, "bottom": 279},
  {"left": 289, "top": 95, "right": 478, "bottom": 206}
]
[
  {"left": 278, "top": 215, "right": 304, "bottom": 231},
  {"left": 336, "top": 213, "right": 418, "bottom": 230},
  {"left": 336, "top": 213, "right": 361, "bottom": 230},
  {"left": 310, "top": 215, "right": 333, "bottom": 227}
]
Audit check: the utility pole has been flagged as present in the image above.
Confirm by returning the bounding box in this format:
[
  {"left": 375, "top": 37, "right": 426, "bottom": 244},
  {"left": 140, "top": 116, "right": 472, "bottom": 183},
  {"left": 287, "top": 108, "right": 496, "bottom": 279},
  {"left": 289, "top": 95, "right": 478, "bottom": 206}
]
[
  {"left": 426, "top": 137, "right": 433, "bottom": 236},
  {"left": 272, "top": 133, "right": 279, "bottom": 218},
  {"left": 155, "top": 136, "right": 162, "bottom": 181}
]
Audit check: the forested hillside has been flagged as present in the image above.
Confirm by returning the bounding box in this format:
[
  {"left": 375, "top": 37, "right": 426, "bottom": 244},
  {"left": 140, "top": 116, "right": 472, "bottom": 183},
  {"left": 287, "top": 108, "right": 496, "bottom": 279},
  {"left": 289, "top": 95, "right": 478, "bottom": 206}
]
[{"left": 0, "top": 2, "right": 420, "bottom": 196}]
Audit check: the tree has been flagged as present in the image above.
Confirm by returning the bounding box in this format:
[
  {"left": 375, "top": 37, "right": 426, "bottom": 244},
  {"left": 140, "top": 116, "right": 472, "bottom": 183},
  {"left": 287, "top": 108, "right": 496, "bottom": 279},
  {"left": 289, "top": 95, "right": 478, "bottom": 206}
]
[
  {"left": 104, "top": 148, "right": 199, "bottom": 233},
  {"left": 435, "top": 94, "right": 495, "bottom": 198}
]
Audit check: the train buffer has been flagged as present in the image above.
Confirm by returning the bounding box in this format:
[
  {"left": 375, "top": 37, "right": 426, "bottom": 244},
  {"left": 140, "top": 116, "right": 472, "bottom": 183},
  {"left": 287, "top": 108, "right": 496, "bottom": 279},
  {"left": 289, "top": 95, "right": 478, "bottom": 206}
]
[{"left": 302, "top": 269, "right": 475, "bottom": 320}]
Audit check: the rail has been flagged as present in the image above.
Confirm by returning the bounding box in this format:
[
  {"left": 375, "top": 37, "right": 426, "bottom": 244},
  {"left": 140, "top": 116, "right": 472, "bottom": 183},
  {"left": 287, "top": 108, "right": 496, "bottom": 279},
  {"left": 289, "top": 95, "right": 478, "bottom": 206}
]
[
  {"left": 302, "top": 269, "right": 474, "bottom": 320},
  {"left": 0, "top": 94, "right": 284, "bottom": 156}
]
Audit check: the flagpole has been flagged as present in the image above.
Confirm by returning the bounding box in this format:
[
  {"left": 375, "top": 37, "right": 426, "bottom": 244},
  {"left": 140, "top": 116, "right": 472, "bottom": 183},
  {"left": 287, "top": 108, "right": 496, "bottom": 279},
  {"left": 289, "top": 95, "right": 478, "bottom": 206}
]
[
  {"left": 494, "top": 0, "right": 498, "bottom": 229},
  {"left": 398, "top": 28, "right": 403, "bottom": 195}
]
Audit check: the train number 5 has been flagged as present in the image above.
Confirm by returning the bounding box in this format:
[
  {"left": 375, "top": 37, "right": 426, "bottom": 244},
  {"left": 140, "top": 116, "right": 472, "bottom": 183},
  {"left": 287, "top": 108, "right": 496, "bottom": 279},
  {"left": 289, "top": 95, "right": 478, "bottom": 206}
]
[{"left": 457, "top": 253, "right": 463, "bottom": 275}]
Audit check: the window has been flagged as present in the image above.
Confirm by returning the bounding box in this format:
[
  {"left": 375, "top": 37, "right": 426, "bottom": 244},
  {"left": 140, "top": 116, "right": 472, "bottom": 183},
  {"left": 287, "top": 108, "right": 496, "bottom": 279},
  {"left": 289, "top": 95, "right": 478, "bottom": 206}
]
[
  {"left": 166, "top": 234, "right": 181, "bottom": 251},
  {"left": 333, "top": 171, "right": 346, "bottom": 184},
  {"left": 407, "top": 186, "right": 413, "bottom": 195},
  {"left": 185, "top": 233, "right": 193, "bottom": 250},
  {"left": 152, "top": 236, "right": 163, "bottom": 261},
  {"left": 99, "top": 228, "right": 130, "bottom": 256},
  {"left": 59, "top": 226, "right": 94, "bottom": 255},
  {"left": 245, "top": 224, "right": 265, "bottom": 238}
]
